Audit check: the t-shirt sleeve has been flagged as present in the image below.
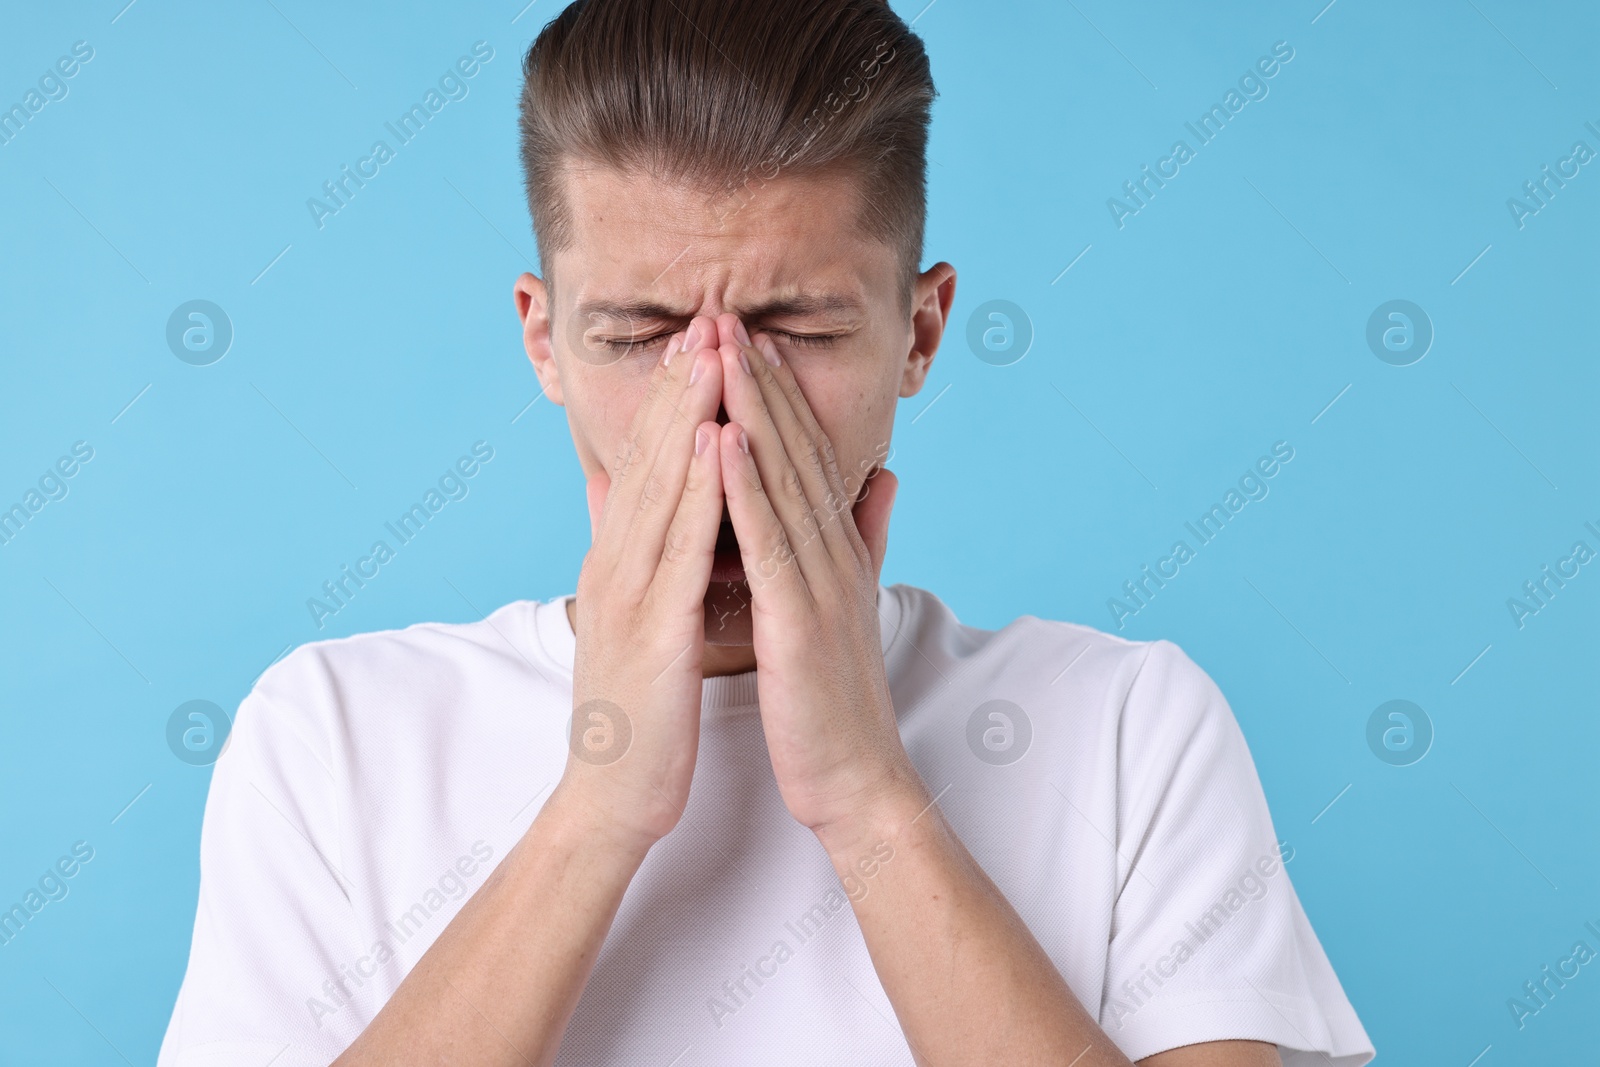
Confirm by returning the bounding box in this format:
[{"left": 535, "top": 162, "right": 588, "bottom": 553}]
[
  {"left": 1100, "top": 640, "right": 1374, "bottom": 1066},
  {"left": 158, "top": 651, "right": 369, "bottom": 1067}
]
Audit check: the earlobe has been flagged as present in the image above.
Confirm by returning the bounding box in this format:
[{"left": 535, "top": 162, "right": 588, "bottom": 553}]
[
  {"left": 900, "top": 261, "right": 956, "bottom": 398},
  {"left": 515, "top": 272, "right": 565, "bottom": 407}
]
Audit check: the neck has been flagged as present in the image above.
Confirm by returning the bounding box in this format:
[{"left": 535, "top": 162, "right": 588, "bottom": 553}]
[{"left": 564, "top": 597, "right": 759, "bottom": 677}]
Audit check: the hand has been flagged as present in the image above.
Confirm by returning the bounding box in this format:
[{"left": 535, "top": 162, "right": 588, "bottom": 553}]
[
  {"left": 554, "top": 315, "right": 726, "bottom": 851},
  {"left": 711, "top": 313, "right": 926, "bottom": 834}
]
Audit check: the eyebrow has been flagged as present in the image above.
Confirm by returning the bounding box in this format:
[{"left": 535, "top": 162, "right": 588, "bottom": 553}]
[{"left": 574, "top": 293, "right": 864, "bottom": 322}]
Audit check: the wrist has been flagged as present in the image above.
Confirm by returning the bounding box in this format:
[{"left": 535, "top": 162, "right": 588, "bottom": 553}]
[
  {"left": 540, "top": 776, "right": 663, "bottom": 866},
  {"left": 810, "top": 763, "right": 933, "bottom": 861}
]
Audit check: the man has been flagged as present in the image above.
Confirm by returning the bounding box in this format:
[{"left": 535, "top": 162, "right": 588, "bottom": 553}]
[{"left": 159, "top": 1, "right": 1375, "bottom": 1064}]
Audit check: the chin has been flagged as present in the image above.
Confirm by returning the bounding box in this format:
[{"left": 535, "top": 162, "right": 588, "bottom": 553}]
[{"left": 703, "top": 580, "right": 753, "bottom": 647}]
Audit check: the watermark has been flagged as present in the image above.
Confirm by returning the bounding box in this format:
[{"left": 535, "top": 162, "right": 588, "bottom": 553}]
[
  {"left": 1365, "top": 299, "right": 1432, "bottom": 366},
  {"left": 0, "top": 841, "right": 96, "bottom": 948},
  {"left": 0, "top": 41, "right": 94, "bottom": 148},
  {"left": 729, "top": 438, "right": 893, "bottom": 610},
  {"left": 714, "top": 40, "right": 897, "bottom": 229},
  {"left": 166, "top": 300, "right": 233, "bottom": 366},
  {"left": 566, "top": 699, "right": 632, "bottom": 766},
  {"left": 705, "top": 844, "right": 889, "bottom": 1031},
  {"left": 1107, "top": 41, "right": 1295, "bottom": 229},
  {"left": 0, "top": 441, "right": 95, "bottom": 549},
  {"left": 1506, "top": 522, "right": 1597, "bottom": 630},
  {"left": 1107, "top": 441, "right": 1295, "bottom": 629},
  {"left": 307, "top": 42, "right": 494, "bottom": 230},
  {"left": 841, "top": 839, "right": 894, "bottom": 903},
  {"left": 965, "top": 300, "right": 1032, "bottom": 367},
  {"left": 1106, "top": 841, "right": 1295, "bottom": 1029},
  {"left": 1506, "top": 918, "right": 1600, "bottom": 1030},
  {"left": 1365, "top": 699, "right": 1433, "bottom": 767},
  {"left": 166, "top": 699, "right": 233, "bottom": 766},
  {"left": 306, "top": 441, "right": 495, "bottom": 629},
  {"left": 563, "top": 40, "right": 897, "bottom": 368},
  {"left": 1506, "top": 119, "right": 1600, "bottom": 230},
  {"left": 966, "top": 699, "right": 1032, "bottom": 765},
  {"left": 560, "top": 304, "right": 654, "bottom": 368},
  {"left": 306, "top": 840, "right": 496, "bottom": 1026}
]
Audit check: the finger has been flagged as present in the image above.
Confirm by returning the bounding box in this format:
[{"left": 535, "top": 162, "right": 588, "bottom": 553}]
[
  {"left": 754, "top": 331, "right": 851, "bottom": 501},
  {"left": 715, "top": 315, "right": 864, "bottom": 580},
  {"left": 850, "top": 465, "right": 898, "bottom": 580},
  {"left": 614, "top": 330, "right": 727, "bottom": 593},
  {"left": 645, "top": 418, "right": 725, "bottom": 621},
  {"left": 718, "top": 420, "right": 809, "bottom": 603},
  {"left": 746, "top": 329, "right": 867, "bottom": 569},
  {"left": 715, "top": 330, "right": 832, "bottom": 588},
  {"left": 591, "top": 325, "right": 686, "bottom": 545},
  {"left": 597, "top": 316, "right": 721, "bottom": 591}
]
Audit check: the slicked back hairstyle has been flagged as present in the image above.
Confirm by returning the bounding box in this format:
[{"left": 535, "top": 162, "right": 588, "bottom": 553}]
[{"left": 518, "top": 0, "right": 935, "bottom": 312}]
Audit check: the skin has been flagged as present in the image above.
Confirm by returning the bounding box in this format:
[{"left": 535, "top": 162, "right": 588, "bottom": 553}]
[{"left": 330, "top": 164, "right": 1281, "bottom": 1067}]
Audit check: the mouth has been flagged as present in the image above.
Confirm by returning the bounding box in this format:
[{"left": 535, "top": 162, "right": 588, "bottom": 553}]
[{"left": 710, "top": 514, "right": 744, "bottom": 583}]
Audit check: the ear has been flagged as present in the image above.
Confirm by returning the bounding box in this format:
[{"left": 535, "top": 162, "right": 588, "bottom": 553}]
[
  {"left": 899, "top": 261, "right": 956, "bottom": 399},
  {"left": 514, "top": 271, "right": 566, "bottom": 407}
]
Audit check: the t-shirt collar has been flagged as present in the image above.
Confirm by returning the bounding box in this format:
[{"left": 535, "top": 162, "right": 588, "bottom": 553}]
[{"left": 530, "top": 583, "right": 904, "bottom": 715}]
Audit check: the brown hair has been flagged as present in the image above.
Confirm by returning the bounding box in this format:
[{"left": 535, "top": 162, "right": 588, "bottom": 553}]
[{"left": 518, "top": 0, "right": 935, "bottom": 311}]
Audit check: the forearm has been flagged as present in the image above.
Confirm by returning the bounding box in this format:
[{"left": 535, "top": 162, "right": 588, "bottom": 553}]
[
  {"left": 333, "top": 783, "right": 649, "bottom": 1067},
  {"left": 816, "top": 780, "right": 1134, "bottom": 1067}
]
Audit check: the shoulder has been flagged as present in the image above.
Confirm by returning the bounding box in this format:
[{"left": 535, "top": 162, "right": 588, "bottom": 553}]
[
  {"left": 237, "top": 600, "right": 546, "bottom": 757},
  {"left": 887, "top": 583, "right": 1239, "bottom": 775},
  {"left": 889, "top": 582, "right": 1215, "bottom": 717}
]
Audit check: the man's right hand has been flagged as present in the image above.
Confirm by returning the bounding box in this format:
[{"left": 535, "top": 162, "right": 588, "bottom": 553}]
[
  {"left": 333, "top": 317, "right": 729, "bottom": 1067},
  {"left": 554, "top": 314, "right": 727, "bottom": 851}
]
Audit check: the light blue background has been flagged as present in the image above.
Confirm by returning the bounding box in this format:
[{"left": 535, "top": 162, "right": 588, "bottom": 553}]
[{"left": 2, "top": 0, "right": 1596, "bottom": 1062}]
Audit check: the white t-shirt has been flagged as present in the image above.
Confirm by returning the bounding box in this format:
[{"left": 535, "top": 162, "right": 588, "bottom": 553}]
[{"left": 158, "top": 582, "right": 1374, "bottom": 1066}]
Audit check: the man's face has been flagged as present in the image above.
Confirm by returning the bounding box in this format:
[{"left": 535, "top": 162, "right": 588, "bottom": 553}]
[{"left": 515, "top": 163, "right": 954, "bottom": 646}]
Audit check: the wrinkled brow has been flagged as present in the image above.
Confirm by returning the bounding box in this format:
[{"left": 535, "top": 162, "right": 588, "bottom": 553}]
[{"left": 575, "top": 293, "right": 864, "bottom": 321}]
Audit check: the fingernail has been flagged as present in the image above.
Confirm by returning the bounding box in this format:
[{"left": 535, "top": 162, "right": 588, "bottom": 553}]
[
  {"left": 738, "top": 349, "right": 752, "bottom": 376},
  {"left": 662, "top": 330, "right": 684, "bottom": 367},
  {"left": 758, "top": 335, "right": 781, "bottom": 367},
  {"left": 734, "top": 319, "right": 751, "bottom": 346},
  {"left": 689, "top": 352, "right": 704, "bottom": 385},
  {"left": 695, "top": 427, "right": 708, "bottom": 455},
  {"left": 682, "top": 321, "right": 703, "bottom": 354},
  {"left": 738, "top": 429, "right": 750, "bottom": 455}
]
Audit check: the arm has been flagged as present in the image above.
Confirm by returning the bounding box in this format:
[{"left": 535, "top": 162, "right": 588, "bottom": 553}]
[
  {"left": 712, "top": 314, "right": 1283, "bottom": 1066},
  {"left": 332, "top": 789, "right": 645, "bottom": 1066},
  {"left": 336, "top": 315, "right": 733, "bottom": 1064},
  {"left": 815, "top": 787, "right": 1281, "bottom": 1066}
]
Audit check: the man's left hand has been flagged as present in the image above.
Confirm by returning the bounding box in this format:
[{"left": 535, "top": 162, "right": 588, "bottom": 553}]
[{"left": 712, "top": 312, "right": 923, "bottom": 836}]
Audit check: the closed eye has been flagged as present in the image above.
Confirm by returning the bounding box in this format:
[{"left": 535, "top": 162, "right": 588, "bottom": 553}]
[
  {"left": 592, "top": 332, "right": 673, "bottom": 354},
  {"left": 594, "top": 329, "right": 844, "bottom": 353},
  {"left": 768, "top": 331, "right": 842, "bottom": 348}
]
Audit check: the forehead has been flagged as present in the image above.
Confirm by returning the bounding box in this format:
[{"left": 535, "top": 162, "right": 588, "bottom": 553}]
[{"left": 551, "top": 162, "right": 894, "bottom": 313}]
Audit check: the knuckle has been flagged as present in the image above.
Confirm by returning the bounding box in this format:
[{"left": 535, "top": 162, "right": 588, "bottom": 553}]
[
  {"left": 798, "top": 437, "right": 826, "bottom": 478},
  {"left": 779, "top": 464, "right": 806, "bottom": 504},
  {"left": 764, "top": 529, "right": 795, "bottom": 566},
  {"left": 639, "top": 470, "right": 667, "bottom": 509},
  {"left": 660, "top": 526, "right": 692, "bottom": 567},
  {"left": 612, "top": 436, "right": 643, "bottom": 479},
  {"left": 642, "top": 368, "right": 669, "bottom": 405}
]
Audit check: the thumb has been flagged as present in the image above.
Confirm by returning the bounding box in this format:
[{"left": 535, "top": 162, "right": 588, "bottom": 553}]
[
  {"left": 850, "top": 465, "right": 898, "bottom": 577},
  {"left": 585, "top": 470, "right": 611, "bottom": 542}
]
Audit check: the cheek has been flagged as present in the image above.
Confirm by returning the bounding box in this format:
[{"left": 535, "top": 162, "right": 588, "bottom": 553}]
[
  {"left": 568, "top": 373, "right": 651, "bottom": 475},
  {"left": 792, "top": 370, "right": 892, "bottom": 481}
]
